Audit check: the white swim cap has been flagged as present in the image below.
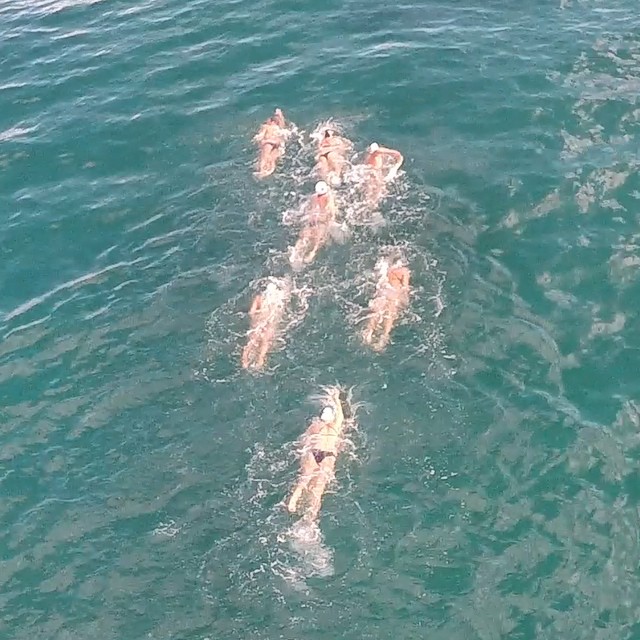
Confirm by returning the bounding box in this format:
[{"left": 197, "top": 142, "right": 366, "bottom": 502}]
[
  {"left": 320, "top": 406, "right": 335, "bottom": 422},
  {"left": 369, "top": 142, "right": 379, "bottom": 152},
  {"left": 315, "top": 181, "right": 328, "bottom": 195},
  {"left": 265, "top": 282, "right": 279, "bottom": 297}
]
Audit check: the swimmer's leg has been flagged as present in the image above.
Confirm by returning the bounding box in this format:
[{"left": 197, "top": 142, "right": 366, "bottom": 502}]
[
  {"left": 254, "top": 330, "right": 275, "bottom": 370},
  {"left": 362, "top": 301, "right": 383, "bottom": 345},
  {"left": 303, "top": 227, "right": 324, "bottom": 264},
  {"left": 241, "top": 337, "right": 257, "bottom": 369},
  {"left": 304, "top": 459, "right": 336, "bottom": 522},
  {"left": 287, "top": 453, "right": 318, "bottom": 513},
  {"left": 255, "top": 145, "right": 280, "bottom": 178},
  {"left": 374, "top": 306, "right": 399, "bottom": 352}
]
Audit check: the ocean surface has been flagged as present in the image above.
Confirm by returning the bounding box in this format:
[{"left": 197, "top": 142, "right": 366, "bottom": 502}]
[{"left": 1, "top": 0, "right": 640, "bottom": 638}]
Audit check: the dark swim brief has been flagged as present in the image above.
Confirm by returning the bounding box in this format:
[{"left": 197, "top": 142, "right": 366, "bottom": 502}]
[{"left": 312, "top": 450, "right": 335, "bottom": 465}]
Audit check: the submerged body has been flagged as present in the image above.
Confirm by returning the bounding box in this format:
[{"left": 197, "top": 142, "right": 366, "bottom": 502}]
[
  {"left": 253, "top": 108, "right": 288, "bottom": 178},
  {"left": 315, "top": 127, "right": 352, "bottom": 187},
  {"left": 362, "top": 258, "right": 411, "bottom": 351},
  {"left": 290, "top": 181, "right": 338, "bottom": 268},
  {"left": 287, "top": 388, "right": 346, "bottom": 522},
  {"left": 241, "top": 279, "right": 289, "bottom": 370}
]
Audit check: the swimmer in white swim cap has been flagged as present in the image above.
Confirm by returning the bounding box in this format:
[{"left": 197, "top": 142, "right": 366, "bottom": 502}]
[
  {"left": 320, "top": 406, "right": 335, "bottom": 422},
  {"left": 315, "top": 124, "right": 352, "bottom": 186},
  {"left": 363, "top": 140, "right": 404, "bottom": 206},
  {"left": 366, "top": 141, "right": 403, "bottom": 174},
  {"left": 264, "top": 280, "right": 280, "bottom": 298},
  {"left": 290, "top": 181, "right": 338, "bottom": 268},
  {"left": 241, "top": 278, "right": 288, "bottom": 371},
  {"left": 315, "top": 180, "right": 328, "bottom": 195},
  {"left": 287, "top": 387, "right": 349, "bottom": 521}
]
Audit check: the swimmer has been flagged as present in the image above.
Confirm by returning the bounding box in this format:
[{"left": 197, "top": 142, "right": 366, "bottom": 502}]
[
  {"left": 241, "top": 279, "right": 289, "bottom": 370},
  {"left": 290, "top": 181, "right": 338, "bottom": 267},
  {"left": 362, "top": 256, "right": 411, "bottom": 351},
  {"left": 315, "top": 126, "right": 352, "bottom": 186},
  {"left": 363, "top": 142, "right": 404, "bottom": 205},
  {"left": 287, "top": 388, "right": 346, "bottom": 522},
  {"left": 253, "top": 108, "right": 288, "bottom": 178}
]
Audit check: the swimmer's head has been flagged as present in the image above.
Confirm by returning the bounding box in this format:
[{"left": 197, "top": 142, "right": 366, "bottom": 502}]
[
  {"left": 315, "top": 181, "right": 329, "bottom": 196},
  {"left": 369, "top": 142, "right": 380, "bottom": 153},
  {"left": 320, "top": 406, "right": 335, "bottom": 422},
  {"left": 264, "top": 281, "right": 279, "bottom": 297}
]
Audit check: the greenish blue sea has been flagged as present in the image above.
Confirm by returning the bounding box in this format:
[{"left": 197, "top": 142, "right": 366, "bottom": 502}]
[{"left": 1, "top": 0, "right": 640, "bottom": 638}]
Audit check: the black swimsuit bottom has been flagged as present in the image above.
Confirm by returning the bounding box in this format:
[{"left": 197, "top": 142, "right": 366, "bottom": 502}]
[{"left": 312, "top": 450, "right": 335, "bottom": 465}]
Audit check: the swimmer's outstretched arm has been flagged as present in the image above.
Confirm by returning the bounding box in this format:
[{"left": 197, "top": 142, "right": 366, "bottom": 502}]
[
  {"left": 327, "top": 194, "right": 338, "bottom": 219},
  {"left": 248, "top": 294, "right": 263, "bottom": 320},
  {"left": 388, "top": 160, "right": 403, "bottom": 179},
  {"left": 399, "top": 268, "right": 410, "bottom": 290},
  {"left": 330, "top": 389, "right": 344, "bottom": 432}
]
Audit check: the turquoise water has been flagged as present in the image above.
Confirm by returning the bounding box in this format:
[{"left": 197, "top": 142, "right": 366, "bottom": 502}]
[{"left": 2, "top": 0, "right": 640, "bottom": 637}]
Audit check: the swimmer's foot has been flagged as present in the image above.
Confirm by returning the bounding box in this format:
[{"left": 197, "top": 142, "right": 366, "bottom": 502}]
[
  {"left": 255, "top": 168, "right": 275, "bottom": 179},
  {"left": 372, "top": 336, "right": 389, "bottom": 352},
  {"left": 303, "top": 251, "right": 317, "bottom": 264}
]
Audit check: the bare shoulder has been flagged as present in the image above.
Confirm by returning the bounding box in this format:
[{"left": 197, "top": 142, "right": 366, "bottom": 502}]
[{"left": 306, "top": 418, "right": 323, "bottom": 434}]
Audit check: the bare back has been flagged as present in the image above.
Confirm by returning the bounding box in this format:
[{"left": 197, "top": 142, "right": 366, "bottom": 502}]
[
  {"left": 307, "top": 193, "right": 335, "bottom": 225},
  {"left": 257, "top": 122, "right": 285, "bottom": 147},
  {"left": 249, "top": 291, "right": 285, "bottom": 331},
  {"left": 318, "top": 136, "right": 349, "bottom": 157},
  {"left": 303, "top": 401, "right": 345, "bottom": 454},
  {"left": 376, "top": 266, "right": 410, "bottom": 306}
]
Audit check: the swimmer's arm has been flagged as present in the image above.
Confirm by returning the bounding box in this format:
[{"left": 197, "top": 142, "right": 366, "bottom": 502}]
[
  {"left": 328, "top": 196, "right": 338, "bottom": 218},
  {"left": 326, "top": 388, "right": 344, "bottom": 425},
  {"left": 333, "top": 398, "right": 344, "bottom": 429},
  {"left": 385, "top": 149, "right": 404, "bottom": 178},
  {"left": 401, "top": 269, "right": 411, "bottom": 289},
  {"left": 249, "top": 295, "right": 263, "bottom": 316}
]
